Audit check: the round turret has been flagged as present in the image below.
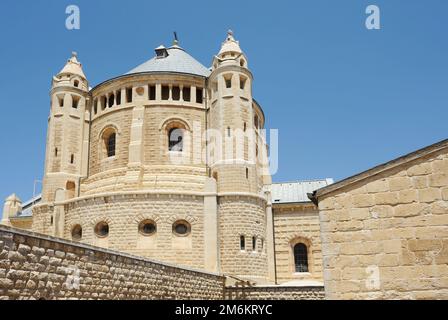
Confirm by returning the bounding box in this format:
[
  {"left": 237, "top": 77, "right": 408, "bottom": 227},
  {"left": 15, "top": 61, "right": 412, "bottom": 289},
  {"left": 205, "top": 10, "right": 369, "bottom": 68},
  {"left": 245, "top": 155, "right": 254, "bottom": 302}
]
[{"left": 42, "top": 52, "right": 90, "bottom": 204}]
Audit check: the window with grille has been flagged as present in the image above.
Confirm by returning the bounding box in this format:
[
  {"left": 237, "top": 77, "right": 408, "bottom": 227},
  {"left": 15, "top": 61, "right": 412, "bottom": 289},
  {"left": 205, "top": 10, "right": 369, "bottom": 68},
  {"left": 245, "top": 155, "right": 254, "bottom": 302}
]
[
  {"left": 107, "top": 133, "right": 116, "bottom": 157},
  {"left": 169, "top": 128, "right": 183, "bottom": 152},
  {"left": 294, "top": 243, "right": 309, "bottom": 273}
]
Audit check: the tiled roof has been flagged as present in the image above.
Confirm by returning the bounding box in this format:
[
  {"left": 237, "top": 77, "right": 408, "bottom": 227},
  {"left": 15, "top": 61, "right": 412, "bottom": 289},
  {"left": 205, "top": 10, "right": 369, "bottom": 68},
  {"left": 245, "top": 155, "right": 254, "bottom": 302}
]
[
  {"left": 271, "top": 179, "right": 334, "bottom": 204},
  {"left": 126, "top": 45, "right": 211, "bottom": 77}
]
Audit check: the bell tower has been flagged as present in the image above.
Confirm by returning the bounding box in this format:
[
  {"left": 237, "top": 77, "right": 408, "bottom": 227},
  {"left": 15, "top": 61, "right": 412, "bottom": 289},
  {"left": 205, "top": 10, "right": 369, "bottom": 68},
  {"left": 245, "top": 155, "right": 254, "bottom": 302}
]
[
  {"left": 208, "top": 31, "right": 270, "bottom": 283},
  {"left": 208, "top": 30, "right": 258, "bottom": 193},
  {"left": 41, "top": 52, "right": 90, "bottom": 205}
]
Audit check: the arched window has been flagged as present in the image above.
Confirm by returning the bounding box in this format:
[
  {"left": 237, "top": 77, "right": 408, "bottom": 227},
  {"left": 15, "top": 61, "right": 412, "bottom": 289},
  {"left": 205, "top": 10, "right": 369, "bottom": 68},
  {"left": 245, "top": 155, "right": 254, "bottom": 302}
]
[
  {"left": 106, "top": 133, "right": 116, "bottom": 157},
  {"left": 294, "top": 243, "right": 309, "bottom": 273},
  {"left": 71, "top": 224, "right": 82, "bottom": 241},
  {"left": 168, "top": 128, "right": 184, "bottom": 152},
  {"left": 66, "top": 181, "right": 76, "bottom": 199}
]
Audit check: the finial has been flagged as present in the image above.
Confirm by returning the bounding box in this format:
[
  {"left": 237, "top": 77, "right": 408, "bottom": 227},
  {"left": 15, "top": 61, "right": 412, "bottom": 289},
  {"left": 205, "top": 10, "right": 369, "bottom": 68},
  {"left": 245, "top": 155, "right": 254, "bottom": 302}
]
[
  {"left": 68, "top": 51, "right": 79, "bottom": 63},
  {"left": 173, "top": 32, "right": 179, "bottom": 46},
  {"left": 227, "top": 29, "right": 233, "bottom": 37}
]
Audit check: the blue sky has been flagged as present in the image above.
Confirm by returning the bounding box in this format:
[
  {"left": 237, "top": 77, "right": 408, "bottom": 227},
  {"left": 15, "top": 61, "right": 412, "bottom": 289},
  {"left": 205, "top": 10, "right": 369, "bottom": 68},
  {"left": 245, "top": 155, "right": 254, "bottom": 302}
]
[{"left": 0, "top": 0, "right": 447, "bottom": 204}]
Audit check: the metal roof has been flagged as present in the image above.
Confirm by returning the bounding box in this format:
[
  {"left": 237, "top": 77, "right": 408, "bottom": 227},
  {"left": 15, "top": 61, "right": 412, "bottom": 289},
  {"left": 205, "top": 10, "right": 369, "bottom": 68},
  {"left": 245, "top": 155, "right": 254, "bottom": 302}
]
[
  {"left": 271, "top": 179, "right": 334, "bottom": 204},
  {"left": 15, "top": 194, "right": 41, "bottom": 218},
  {"left": 126, "top": 45, "right": 211, "bottom": 77}
]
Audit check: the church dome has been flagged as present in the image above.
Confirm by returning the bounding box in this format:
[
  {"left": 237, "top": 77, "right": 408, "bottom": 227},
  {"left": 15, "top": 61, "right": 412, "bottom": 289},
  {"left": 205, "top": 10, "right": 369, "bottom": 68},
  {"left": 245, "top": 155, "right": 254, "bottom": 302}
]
[{"left": 126, "top": 44, "right": 211, "bottom": 77}]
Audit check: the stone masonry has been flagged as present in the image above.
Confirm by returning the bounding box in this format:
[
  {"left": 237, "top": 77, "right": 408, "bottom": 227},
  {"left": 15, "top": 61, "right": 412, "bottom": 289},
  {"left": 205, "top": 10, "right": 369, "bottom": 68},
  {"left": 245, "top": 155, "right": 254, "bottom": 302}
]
[
  {"left": 0, "top": 225, "right": 324, "bottom": 300},
  {"left": 0, "top": 225, "right": 225, "bottom": 300},
  {"left": 313, "top": 139, "right": 448, "bottom": 300}
]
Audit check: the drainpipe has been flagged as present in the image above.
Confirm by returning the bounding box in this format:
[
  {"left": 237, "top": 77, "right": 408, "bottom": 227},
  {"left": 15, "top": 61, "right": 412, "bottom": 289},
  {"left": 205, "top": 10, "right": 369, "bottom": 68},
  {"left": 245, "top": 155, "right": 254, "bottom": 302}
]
[{"left": 78, "top": 93, "right": 93, "bottom": 198}]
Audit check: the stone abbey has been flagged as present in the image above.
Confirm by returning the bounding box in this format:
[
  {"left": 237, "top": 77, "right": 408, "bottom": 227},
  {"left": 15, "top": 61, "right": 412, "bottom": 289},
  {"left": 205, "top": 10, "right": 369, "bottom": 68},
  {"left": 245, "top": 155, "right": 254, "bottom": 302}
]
[{"left": 1, "top": 31, "right": 447, "bottom": 300}]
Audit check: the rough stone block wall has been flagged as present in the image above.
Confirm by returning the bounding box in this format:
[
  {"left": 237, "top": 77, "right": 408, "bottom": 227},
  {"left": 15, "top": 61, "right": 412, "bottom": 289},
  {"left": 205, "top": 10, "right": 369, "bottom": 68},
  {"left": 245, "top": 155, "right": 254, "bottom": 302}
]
[
  {"left": 224, "top": 286, "right": 325, "bottom": 300},
  {"left": 319, "top": 148, "right": 448, "bottom": 299},
  {"left": 0, "top": 225, "right": 225, "bottom": 300},
  {"left": 273, "top": 204, "right": 323, "bottom": 284}
]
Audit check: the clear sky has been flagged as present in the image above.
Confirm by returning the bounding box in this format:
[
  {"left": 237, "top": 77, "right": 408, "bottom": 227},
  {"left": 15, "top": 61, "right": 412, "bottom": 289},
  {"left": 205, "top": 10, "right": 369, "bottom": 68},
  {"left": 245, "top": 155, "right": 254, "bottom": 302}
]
[{"left": 0, "top": 0, "right": 447, "bottom": 206}]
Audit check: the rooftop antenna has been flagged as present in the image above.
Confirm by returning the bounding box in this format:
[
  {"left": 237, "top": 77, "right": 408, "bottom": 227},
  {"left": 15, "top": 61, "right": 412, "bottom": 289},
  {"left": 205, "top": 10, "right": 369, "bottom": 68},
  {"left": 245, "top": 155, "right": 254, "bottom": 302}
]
[{"left": 173, "top": 32, "right": 179, "bottom": 46}]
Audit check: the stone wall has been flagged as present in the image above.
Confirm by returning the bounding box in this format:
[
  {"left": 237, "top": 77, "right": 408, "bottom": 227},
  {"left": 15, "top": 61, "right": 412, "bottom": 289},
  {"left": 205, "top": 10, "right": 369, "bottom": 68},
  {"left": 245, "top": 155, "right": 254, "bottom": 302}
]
[
  {"left": 0, "top": 225, "right": 224, "bottom": 300},
  {"left": 218, "top": 195, "right": 268, "bottom": 282},
  {"left": 89, "top": 108, "right": 132, "bottom": 177},
  {"left": 318, "top": 145, "right": 448, "bottom": 299},
  {"left": 273, "top": 203, "right": 323, "bottom": 284},
  {"left": 225, "top": 285, "right": 325, "bottom": 300},
  {"left": 84, "top": 74, "right": 208, "bottom": 196},
  {"left": 0, "top": 225, "right": 327, "bottom": 300},
  {"left": 33, "top": 193, "right": 206, "bottom": 270}
]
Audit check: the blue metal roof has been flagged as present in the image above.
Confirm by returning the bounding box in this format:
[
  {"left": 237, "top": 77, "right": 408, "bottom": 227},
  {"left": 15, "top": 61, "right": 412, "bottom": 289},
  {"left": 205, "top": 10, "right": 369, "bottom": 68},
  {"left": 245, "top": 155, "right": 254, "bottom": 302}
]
[
  {"left": 126, "top": 45, "right": 211, "bottom": 77},
  {"left": 271, "top": 179, "right": 334, "bottom": 204},
  {"left": 15, "top": 194, "right": 41, "bottom": 218}
]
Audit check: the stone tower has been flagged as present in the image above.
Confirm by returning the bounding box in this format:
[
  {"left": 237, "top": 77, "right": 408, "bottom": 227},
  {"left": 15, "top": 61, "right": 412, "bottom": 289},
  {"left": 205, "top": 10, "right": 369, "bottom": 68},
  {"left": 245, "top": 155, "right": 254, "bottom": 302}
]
[
  {"left": 209, "top": 31, "right": 270, "bottom": 282},
  {"left": 209, "top": 31, "right": 256, "bottom": 193},
  {"left": 1, "top": 194, "right": 22, "bottom": 226},
  {"left": 41, "top": 52, "right": 90, "bottom": 235}
]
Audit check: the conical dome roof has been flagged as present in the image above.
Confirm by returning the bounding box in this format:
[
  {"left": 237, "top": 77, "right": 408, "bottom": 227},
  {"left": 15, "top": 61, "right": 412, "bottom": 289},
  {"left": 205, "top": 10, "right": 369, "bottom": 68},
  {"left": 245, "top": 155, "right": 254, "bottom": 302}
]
[
  {"left": 5, "top": 194, "right": 21, "bottom": 203},
  {"left": 59, "top": 52, "right": 87, "bottom": 79},
  {"left": 218, "top": 30, "right": 243, "bottom": 56},
  {"left": 126, "top": 45, "right": 211, "bottom": 77}
]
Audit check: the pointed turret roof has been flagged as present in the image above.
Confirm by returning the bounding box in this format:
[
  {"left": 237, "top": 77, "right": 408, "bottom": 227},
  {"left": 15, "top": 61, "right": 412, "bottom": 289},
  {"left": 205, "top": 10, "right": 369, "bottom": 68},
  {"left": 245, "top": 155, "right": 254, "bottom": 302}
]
[
  {"left": 218, "top": 30, "right": 243, "bottom": 56},
  {"left": 5, "top": 194, "right": 21, "bottom": 203},
  {"left": 58, "top": 52, "right": 87, "bottom": 79}
]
